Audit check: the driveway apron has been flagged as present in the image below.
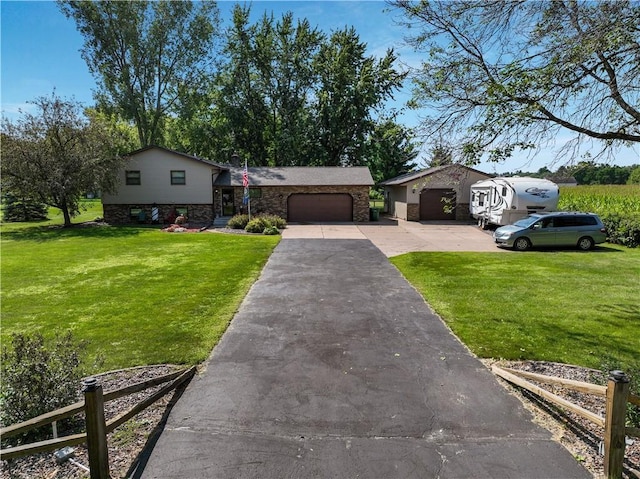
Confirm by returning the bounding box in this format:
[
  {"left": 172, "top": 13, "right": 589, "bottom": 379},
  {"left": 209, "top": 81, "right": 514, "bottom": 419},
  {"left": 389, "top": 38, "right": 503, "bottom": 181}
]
[{"left": 139, "top": 238, "right": 589, "bottom": 479}]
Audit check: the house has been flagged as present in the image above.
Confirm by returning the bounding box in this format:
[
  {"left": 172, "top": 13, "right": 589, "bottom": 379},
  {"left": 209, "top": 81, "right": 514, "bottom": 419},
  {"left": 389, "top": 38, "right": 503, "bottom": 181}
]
[
  {"left": 101, "top": 146, "right": 374, "bottom": 225},
  {"left": 380, "top": 164, "right": 491, "bottom": 221}
]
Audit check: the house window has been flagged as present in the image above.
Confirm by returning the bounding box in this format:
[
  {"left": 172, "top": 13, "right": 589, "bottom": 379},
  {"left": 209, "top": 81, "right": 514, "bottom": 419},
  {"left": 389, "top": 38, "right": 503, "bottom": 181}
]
[
  {"left": 249, "top": 188, "right": 262, "bottom": 199},
  {"left": 126, "top": 170, "right": 141, "bottom": 185},
  {"left": 171, "top": 170, "right": 186, "bottom": 185}
]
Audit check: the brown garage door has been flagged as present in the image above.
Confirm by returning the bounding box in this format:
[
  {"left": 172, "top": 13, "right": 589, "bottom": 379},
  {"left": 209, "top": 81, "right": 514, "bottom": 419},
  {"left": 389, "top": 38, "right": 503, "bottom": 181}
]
[
  {"left": 288, "top": 193, "right": 353, "bottom": 222},
  {"left": 420, "top": 189, "right": 456, "bottom": 220}
]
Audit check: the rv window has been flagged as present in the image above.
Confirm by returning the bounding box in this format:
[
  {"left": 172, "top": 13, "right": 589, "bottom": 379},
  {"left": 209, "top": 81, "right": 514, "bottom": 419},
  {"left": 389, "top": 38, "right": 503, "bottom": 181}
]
[
  {"left": 501, "top": 186, "right": 507, "bottom": 196},
  {"left": 479, "top": 193, "right": 485, "bottom": 206}
]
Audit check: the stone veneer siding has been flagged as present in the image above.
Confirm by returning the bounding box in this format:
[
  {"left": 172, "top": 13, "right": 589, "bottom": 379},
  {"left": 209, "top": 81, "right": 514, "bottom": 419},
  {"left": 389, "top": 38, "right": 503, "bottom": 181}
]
[
  {"left": 225, "top": 186, "right": 371, "bottom": 222},
  {"left": 104, "top": 186, "right": 371, "bottom": 225},
  {"left": 103, "top": 203, "right": 214, "bottom": 225},
  {"left": 406, "top": 203, "right": 420, "bottom": 222}
]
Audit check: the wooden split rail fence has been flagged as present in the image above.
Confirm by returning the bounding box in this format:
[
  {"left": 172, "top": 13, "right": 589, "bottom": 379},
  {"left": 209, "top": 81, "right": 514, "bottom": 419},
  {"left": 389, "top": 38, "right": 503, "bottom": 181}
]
[
  {"left": 493, "top": 366, "right": 640, "bottom": 479},
  {"left": 0, "top": 366, "right": 196, "bottom": 479}
]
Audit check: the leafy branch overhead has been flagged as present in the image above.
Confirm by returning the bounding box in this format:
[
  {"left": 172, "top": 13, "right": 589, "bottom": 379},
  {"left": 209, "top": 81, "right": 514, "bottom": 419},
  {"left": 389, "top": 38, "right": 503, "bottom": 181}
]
[{"left": 391, "top": 0, "right": 640, "bottom": 164}]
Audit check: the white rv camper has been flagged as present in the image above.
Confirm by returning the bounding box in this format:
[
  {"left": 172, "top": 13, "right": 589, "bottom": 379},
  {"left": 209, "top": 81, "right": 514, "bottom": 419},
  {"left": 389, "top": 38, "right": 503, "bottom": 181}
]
[{"left": 470, "top": 177, "right": 559, "bottom": 228}]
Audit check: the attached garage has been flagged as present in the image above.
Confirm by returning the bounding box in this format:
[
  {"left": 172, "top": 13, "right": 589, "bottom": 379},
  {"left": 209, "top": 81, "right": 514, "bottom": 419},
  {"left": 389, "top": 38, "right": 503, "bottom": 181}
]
[
  {"left": 213, "top": 166, "right": 374, "bottom": 222},
  {"left": 420, "top": 189, "right": 456, "bottom": 220},
  {"left": 288, "top": 193, "right": 353, "bottom": 222}
]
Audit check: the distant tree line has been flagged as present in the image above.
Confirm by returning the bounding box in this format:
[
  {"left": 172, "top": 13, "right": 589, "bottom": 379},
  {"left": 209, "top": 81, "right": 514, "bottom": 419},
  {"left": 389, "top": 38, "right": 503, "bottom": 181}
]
[{"left": 503, "top": 163, "right": 640, "bottom": 185}]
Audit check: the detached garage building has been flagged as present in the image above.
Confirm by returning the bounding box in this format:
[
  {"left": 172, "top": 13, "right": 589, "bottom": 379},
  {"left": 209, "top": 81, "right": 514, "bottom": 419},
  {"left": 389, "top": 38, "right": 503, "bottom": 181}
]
[
  {"left": 214, "top": 166, "right": 373, "bottom": 223},
  {"left": 102, "top": 146, "right": 374, "bottom": 225},
  {"left": 380, "top": 164, "right": 491, "bottom": 222}
]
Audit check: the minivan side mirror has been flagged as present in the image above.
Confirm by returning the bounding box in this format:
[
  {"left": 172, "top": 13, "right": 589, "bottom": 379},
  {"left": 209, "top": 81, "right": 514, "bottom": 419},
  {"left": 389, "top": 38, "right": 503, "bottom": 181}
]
[{"left": 531, "top": 223, "right": 542, "bottom": 230}]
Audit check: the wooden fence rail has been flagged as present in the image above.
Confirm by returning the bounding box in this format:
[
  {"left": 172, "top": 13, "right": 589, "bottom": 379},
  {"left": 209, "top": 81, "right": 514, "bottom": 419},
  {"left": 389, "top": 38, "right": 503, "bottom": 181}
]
[
  {"left": 492, "top": 365, "right": 639, "bottom": 479},
  {"left": 0, "top": 366, "right": 196, "bottom": 465}
]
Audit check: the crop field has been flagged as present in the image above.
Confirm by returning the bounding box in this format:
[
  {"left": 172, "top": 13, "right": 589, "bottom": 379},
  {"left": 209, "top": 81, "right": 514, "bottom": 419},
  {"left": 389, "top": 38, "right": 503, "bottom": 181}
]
[{"left": 558, "top": 184, "right": 640, "bottom": 217}]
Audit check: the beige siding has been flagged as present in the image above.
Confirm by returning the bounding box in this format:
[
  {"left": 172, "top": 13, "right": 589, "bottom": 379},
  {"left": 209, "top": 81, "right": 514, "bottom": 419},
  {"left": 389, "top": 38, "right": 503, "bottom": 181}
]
[
  {"left": 383, "top": 166, "right": 491, "bottom": 222},
  {"left": 406, "top": 167, "right": 488, "bottom": 204},
  {"left": 103, "top": 149, "right": 220, "bottom": 204},
  {"left": 385, "top": 186, "right": 406, "bottom": 218}
]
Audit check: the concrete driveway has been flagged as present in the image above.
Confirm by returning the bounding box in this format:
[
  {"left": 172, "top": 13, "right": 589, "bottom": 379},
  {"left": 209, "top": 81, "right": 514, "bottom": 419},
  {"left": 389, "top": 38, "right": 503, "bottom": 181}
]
[{"left": 282, "top": 218, "right": 504, "bottom": 256}]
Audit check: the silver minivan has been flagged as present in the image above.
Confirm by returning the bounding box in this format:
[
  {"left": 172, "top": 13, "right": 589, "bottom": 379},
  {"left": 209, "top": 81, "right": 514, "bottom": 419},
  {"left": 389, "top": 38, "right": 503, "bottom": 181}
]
[{"left": 493, "top": 212, "right": 607, "bottom": 251}]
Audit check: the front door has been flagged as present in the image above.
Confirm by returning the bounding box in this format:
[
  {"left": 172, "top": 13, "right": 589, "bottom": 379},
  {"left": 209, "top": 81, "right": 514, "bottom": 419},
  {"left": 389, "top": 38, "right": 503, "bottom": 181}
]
[{"left": 222, "top": 188, "right": 235, "bottom": 216}]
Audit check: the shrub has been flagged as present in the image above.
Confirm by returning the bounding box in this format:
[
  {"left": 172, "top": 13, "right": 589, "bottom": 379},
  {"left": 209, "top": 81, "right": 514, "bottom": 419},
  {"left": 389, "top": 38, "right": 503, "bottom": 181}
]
[
  {"left": 1, "top": 193, "right": 48, "bottom": 222},
  {"left": 0, "top": 331, "right": 89, "bottom": 445},
  {"left": 245, "top": 217, "right": 270, "bottom": 233},
  {"left": 227, "top": 214, "right": 250, "bottom": 229},
  {"left": 595, "top": 357, "right": 640, "bottom": 429},
  {"left": 601, "top": 213, "right": 640, "bottom": 248},
  {"left": 243, "top": 214, "right": 286, "bottom": 233},
  {"left": 263, "top": 225, "right": 280, "bottom": 235},
  {"left": 259, "top": 214, "right": 287, "bottom": 229}
]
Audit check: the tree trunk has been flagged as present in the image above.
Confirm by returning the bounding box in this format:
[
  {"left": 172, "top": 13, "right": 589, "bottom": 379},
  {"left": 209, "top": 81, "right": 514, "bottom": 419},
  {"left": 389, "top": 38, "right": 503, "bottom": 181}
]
[{"left": 61, "top": 205, "right": 73, "bottom": 227}]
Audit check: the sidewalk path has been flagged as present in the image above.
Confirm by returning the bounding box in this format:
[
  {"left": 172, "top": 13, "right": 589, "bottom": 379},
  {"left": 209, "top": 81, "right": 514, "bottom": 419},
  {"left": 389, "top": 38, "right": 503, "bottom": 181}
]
[{"left": 138, "top": 239, "right": 589, "bottom": 478}]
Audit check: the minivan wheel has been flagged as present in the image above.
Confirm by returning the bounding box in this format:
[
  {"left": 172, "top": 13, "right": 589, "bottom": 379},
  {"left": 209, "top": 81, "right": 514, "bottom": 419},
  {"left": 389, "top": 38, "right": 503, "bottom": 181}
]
[
  {"left": 513, "top": 237, "right": 531, "bottom": 251},
  {"left": 577, "top": 236, "right": 594, "bottom": 251}
]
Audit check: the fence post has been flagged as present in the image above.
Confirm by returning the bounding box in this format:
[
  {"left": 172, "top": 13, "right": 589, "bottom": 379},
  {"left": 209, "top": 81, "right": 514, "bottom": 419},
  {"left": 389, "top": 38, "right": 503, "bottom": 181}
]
[
  {"left": 604, "top": 370, "right": 629, "bottom": 479},
  {"left": 83, "top": 377, "right": 110, "bottom": 479}
]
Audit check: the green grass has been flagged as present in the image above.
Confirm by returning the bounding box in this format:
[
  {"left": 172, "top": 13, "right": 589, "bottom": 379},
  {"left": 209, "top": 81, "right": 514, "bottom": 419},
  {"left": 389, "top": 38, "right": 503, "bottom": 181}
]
[
  {"left": 391, "top": 248, "right": 640, "bottom": 370},
  {"left": 1, "top": 221, "right": 279, "bottom": 372}
]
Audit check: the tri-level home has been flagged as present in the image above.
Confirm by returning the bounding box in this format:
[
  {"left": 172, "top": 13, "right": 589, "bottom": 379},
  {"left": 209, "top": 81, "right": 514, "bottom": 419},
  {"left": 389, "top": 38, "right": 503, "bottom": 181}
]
[{"left": 102, "top": 146, "right": 374, "bottom": 225}]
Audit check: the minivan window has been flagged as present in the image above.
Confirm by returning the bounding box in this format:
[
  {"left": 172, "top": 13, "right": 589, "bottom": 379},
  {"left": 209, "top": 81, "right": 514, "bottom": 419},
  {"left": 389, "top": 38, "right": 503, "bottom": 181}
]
[
  {"left": 514, "top": 216, "right": 541, "bottom": 228},
  {"left": 556, "top": 215, "right": 597, "bottom": 227}
]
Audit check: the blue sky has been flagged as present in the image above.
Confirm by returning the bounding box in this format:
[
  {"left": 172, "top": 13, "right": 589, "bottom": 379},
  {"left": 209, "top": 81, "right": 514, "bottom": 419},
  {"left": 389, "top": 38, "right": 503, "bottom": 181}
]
[{"left": 2, "top": 0, "right": 638, "bottom": 173}]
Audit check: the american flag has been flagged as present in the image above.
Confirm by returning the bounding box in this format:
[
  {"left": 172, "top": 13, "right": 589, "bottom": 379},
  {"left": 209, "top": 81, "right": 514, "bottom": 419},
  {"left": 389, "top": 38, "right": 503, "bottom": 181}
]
[
  {"left": 242, "top": 160, "right": 249, "bottom": 188},
  {"left": 242, "top": 160, "right": 249, "bottom": 204}
]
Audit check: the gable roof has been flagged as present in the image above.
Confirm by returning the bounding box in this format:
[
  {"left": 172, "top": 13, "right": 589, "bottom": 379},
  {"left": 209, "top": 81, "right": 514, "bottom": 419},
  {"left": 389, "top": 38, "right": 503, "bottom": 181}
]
[
  {"left": 127, "top": 145, "right": 226, "bottom": 168},
  {"left": 214, "top": 166, "right": 374, "bottom": 187},
  {"left": 380, "top": 164, "right": 490, "bottom": 186}
]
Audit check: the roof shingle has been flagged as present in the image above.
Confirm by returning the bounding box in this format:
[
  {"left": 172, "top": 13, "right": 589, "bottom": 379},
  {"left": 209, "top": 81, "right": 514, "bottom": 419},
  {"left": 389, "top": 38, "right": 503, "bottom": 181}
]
[{"left": 214, "top": 167, "right": 374, "bottom": 187}]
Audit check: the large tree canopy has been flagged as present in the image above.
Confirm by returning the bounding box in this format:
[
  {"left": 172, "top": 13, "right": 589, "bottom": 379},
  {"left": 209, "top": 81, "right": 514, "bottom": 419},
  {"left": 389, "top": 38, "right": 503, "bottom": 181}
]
[
  {"left": 182, "top": 5, "right": 406, "bottom": 169},
  {"left": 391, "top": 0, "right": 640, "bottom": 164},
  {"left": 1, "top": 94, "right": 125, "bottom": 226},
  {"left": 58, "top": 0, "right": 220, "bottom": 148}
]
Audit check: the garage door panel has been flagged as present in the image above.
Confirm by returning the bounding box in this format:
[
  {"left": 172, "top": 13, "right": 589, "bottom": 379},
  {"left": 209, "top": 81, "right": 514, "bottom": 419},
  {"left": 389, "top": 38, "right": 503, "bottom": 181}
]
[
  {"left": 420, "top": 189, "right": 456, "bottom": 220},
  {"left": 288, "top": 194, "right": 353, "bottom": 222}
]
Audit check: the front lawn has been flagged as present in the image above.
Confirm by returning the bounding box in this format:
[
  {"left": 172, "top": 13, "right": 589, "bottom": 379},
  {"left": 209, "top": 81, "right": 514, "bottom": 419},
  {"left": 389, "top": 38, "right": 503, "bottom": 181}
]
[
  {"left": 391, "top": 247, "right": 640, "bottom": 370},
  {"left": 1, "top": 224, "right": 279, "bottom": 372}
]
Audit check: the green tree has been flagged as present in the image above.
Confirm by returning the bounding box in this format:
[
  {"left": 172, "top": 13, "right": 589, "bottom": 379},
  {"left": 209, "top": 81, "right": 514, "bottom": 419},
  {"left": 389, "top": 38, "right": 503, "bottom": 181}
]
[
  {"left": 427, "top": 142, "right": 453, "bottom": 167},
  {"left": 213, "top": 6, "right": 323, "bottom": 166},
  {"left": 391, "top": 0, "right": 640, "bottom": 164},
  {"left": 216, "top": 5, "right": 271, "bottom": 165},
  {"left": 366, "top": 119, "right": 418, "bottom": 184},
  {"left": 1, "top": 193, "right": 48, "bottom": 223},
  {"left": 59, "top": 0, "right": 220, "bottom": 148},
  {"left": 314, "top": 27, "right": 405, "bottom": 166},
  {"left": 1, "top": 94, "right": 125, "bottom": 227},
  {"left": 628, "top": 166, "right": 640, "bottom": 185}
]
